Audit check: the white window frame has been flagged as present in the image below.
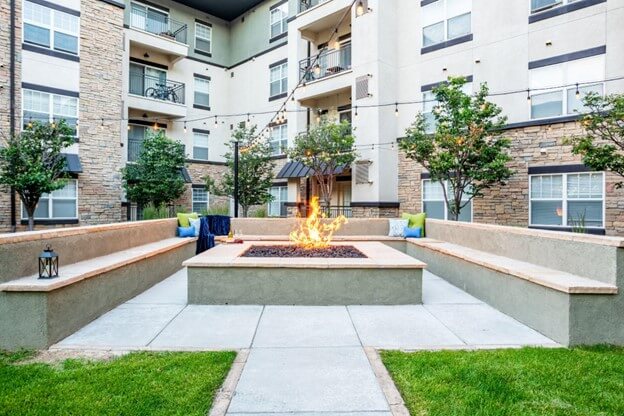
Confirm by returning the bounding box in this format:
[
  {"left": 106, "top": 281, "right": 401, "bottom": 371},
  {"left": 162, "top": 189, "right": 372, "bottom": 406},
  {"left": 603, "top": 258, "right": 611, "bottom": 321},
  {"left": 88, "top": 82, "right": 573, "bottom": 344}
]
[
  {"left": 530, "top": 0, "right": 575, "bottom": 13},
  {"left": 192, "top": 132, "right": 210, "bottom": 161},
  {"left": 23, "top": 0, "right": 80, "bottom": 55},
  {"left": 22, "top": 89, "right": 79, "bottom": 137},
  {"left": 529, "top": 55, "right": 605, "bottom": 120},
  {"left": 422, "top": 0, "right": 472, "bottom": 48},
  {"left": 529, "top": 172, "right": 605, "bottom": 229},
  {"left": 269, "top": 62, "right": 288, "bottom": 97},
  {"left": 268, "top": 185, "right": 287, "bottom": 217},
  {"left": 21, "top": 179, "right": 79, "bottom": 220},
  {"left": 129, "top": 1, "right": 170, "bottom": 33},
  {"left": 194, "top": 76, "right": 210, "bottom": 107},
  {"left": 192, "top": 187, "right": 209, "bottom": 213},
  {"left": 270, "top": 2, "right": 288, "bottom": 39},
  {"left": 421, "top": 179, "right": 473, "bottom": 222},
  {"left": 195, "top": 22, "right": 212, "bottom": 54},
  {"left": 269, "top": 124, "right": 288, "bottom": 156}
]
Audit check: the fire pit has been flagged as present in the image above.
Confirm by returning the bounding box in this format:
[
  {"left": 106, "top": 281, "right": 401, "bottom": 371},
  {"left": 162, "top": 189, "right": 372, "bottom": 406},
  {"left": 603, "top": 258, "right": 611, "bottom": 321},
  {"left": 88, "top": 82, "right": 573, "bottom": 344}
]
[
  {"left": 242, "top": 245, "right": 366, "bottom": 258},
  {"left": 183, "top": 198, "right": 425, "bottom": 305}
]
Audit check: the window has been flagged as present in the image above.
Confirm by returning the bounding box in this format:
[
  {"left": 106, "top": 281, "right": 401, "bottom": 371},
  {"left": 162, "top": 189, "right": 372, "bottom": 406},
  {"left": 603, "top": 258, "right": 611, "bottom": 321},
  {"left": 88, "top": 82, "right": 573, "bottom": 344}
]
[
  {"left": 127, "top": 124, "right": 147, "bottom": 162},
  {"left": 269, "top": 124, "right": 288, "bottom": 156},
  {"left": 530, "top": 54, "right": 604, "bottom": 119},
  {"left": 22, "top": 179, "right": 78, "bottom": 219},
  {"left": 422, "top": 81, "right": 472, "bottom": 133},
  {"left": 23, "top": 89, "right": 78, "bottom": 136},
  {"left": 422, "top": 0, "right": 471, "bottom": 47},
  {"left": 194, "top": 76, "right": 210, "bottom": 107},
  {"left": 130, "top": 2, "right": 169, "bottom": 35},
  {"left": 24, "top": 1, "right": 79, "bottom": 55},
  {"left": 192, "top": 187, "right": 209, "bottom": 213},
  {"left": 268, "top": 185, "right": 287, "bottom": 217},
  {"left": 530, "top": 172, "right": 604, "bottom": 228},
  {"left": 193, "top": 132, "right": 209, "bottom": 160},
  {"left": 270, "top": 62, "right": 288, "bottom": 97},
  {"left": 195, "top": 22, "right": 212, "bottom": 54},
  {"left": 270, "top": 2, "right": 288, "bottom": 39},
  {"left": 422, "top": 179, "right": 472, "bottom": 222},
  {"left": 531, "top": 0, "right": 577, "bottom": 13}
]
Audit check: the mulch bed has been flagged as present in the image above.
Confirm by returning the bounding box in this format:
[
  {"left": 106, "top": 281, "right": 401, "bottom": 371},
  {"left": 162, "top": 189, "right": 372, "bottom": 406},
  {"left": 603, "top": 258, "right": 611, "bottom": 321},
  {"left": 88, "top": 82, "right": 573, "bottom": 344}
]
[{"left": 241, "top": 245, "right": 367, "bottom": 258}]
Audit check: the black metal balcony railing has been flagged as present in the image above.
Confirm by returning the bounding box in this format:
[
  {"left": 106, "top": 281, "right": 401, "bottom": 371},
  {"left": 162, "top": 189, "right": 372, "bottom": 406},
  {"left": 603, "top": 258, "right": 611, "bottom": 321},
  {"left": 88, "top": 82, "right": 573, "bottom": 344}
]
[
  {"left": 299, "top": 0, "right": 330, "bottom": 12},
  {"left": 300, "top": 44, "right": 352, "bottom": 83},
  {"left": 129, "top": 73, "right": 185, "bottom": 105},
  {"left": 130, "top": 6, "right": 188, "bottom": 44},
  {"left": 324, "top": 205, "right": 352, "bottom": 218}
]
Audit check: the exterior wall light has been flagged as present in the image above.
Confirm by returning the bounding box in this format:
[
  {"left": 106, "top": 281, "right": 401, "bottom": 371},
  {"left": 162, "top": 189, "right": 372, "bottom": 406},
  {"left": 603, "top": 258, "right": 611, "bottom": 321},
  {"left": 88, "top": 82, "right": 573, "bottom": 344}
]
[{"left": 38, "top": 246, "right": 59, "bottom": 279}]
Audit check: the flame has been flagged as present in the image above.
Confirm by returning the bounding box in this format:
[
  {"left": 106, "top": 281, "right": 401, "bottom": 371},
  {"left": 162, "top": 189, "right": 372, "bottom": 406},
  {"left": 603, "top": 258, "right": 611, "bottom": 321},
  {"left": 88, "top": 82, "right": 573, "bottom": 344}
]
[{"left": 289, "top": 196, "right": 347, "bottom": 249}]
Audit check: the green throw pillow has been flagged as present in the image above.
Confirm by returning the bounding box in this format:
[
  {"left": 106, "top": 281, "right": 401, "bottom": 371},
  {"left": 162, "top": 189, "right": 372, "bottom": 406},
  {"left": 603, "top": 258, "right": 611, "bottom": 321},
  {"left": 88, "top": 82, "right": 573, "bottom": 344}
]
[
  {"left": 402, "top": 212, "right": 426, "bottom": 236},
  {"left": 177, "top": 212, "right": 199, "bottom": 227}
]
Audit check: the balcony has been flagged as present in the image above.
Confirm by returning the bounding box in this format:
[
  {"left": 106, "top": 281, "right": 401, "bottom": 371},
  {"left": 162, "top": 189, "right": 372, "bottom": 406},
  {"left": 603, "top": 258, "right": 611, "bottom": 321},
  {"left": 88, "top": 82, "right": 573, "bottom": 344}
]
[
  {"left": 127, "top": 73, "right": 187, "bottom": 118},
  {"left": 300, "top": 45, "right": 352, "bottom": 82},
  {"left": 127, "top": 7, "right": 189, "bottom": 64},
  {"left": 299, "top": 0, "right": 331, "bottom": 13}
]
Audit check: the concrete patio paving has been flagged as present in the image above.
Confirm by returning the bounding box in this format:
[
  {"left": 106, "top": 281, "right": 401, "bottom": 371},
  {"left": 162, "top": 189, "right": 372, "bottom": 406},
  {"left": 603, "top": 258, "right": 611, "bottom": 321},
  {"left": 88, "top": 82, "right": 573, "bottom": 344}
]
[{"left": 52, "top": 268, "right": 558, "bottom": 414}]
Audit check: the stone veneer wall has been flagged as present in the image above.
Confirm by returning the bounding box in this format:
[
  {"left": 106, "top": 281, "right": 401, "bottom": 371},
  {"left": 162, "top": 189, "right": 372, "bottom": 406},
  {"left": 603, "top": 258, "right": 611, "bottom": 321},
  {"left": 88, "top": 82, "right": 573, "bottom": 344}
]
[
  {"left": 77, "top": 1, "right": 124, "bottom": 226},
  {"left": 0, "top": 0, "right": 21, "bottom": 232},
  {"left": 175, "top": 162, "right": 229, "bottom": 212},
  {"left": 398, "top": 121, "right": 624, "bottom": 236}
]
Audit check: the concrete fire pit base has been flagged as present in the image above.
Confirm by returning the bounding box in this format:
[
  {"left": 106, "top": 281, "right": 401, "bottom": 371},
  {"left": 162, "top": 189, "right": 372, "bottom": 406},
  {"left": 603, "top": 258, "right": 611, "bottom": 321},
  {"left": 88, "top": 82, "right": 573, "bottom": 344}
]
[{"left": 184, "top": 242, "right": 425, "bottom": 305}]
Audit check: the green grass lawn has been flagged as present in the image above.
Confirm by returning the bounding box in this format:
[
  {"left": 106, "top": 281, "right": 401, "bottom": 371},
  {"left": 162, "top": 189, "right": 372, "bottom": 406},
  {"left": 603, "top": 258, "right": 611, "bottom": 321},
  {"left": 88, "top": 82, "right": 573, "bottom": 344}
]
[
  {"left": 0, "top": 350, "right": 236, "bottom": 416},
  {"left": 381, "top": 346, "right": 624, "bottom": 416}
]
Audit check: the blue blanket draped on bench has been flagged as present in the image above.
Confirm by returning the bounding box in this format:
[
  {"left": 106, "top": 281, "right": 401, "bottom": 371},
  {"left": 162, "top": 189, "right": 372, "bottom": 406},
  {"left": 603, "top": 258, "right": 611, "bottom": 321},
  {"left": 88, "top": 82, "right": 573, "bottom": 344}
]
[
  {"left": 206, "top": 215, "right": 230, "bottom": 236},
  {"left": 196, "top": 217, "right": 216, "bottom": 255}
]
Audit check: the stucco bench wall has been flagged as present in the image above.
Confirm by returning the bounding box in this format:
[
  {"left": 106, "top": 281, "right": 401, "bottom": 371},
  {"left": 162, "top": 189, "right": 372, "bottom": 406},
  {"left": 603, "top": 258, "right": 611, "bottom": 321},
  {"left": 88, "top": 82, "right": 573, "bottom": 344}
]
[
  {"left": 230, "top": 218, "right": 391, "bottom": 237},
  {"left": 407, "top": 222, "right": 624, "bottom": 346},
  {"left": 0, "top": 218, "right": 179, "bottom": 284}
]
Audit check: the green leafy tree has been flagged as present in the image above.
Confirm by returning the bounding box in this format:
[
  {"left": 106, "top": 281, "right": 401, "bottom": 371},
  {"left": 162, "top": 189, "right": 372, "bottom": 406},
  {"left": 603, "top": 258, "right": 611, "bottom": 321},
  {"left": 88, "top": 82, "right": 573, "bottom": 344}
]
[
  {"left": 287, "top": 119, "right": 357, "bottom": 208},
  {"left": 122, "top": 130, "right": 186, "bottom": 210},
  {"left": 0, "top": 120, "right": 74, "bottom": 231},
  {"left": 207, "top": 124, "right": 275, "bottom": 217},
  {"left": 400, "top": 76, "right": 513, "bottom": 221},
  {"left": 569, "top": 92, "right": 624, "bottom": 188}
]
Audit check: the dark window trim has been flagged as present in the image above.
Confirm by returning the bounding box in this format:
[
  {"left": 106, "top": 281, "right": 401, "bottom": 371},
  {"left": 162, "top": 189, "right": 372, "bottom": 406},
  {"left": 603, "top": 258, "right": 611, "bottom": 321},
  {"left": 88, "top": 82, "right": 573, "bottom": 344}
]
[
  {"left": 269, "top": 92, "right": 287, "bottom": 102},
  {"left": 21, "top": 218, "right": 79, "bottom": 225},
  {"left": 270, "top": 0, "right": 288, "bottom": 10},
  {"left": 528, "top": 164, "right": 594, "bottom": 175},
  {"left": 135, "top": 0, "right": 169, "bottom": 12},
  {"left": 192, "top": 184, "right": 207, "bottom": 190},
  {"left": 350, "top": 202, "right": 400, "bottom": 208},
  {"left": 129, "top": 119, "right": 167, "bottom": 128},
  {"left": 421, "top": 33, "right": 473, "bottom": 55},
  {"left": 420, "top": 0, "right": 439, "bottom": 6},
  {"left": 502, "top": 114, "right": 580, "bottom": 130},
  {"left": 269, "top": 58, "right": 288, "bottom": 69},
  {"left": 271, "top": 181, "right": 288, "bottom": 187},
  {"left": 22, "top": 43, "right": 80, "bottom": 62},
  {"left": 192, "top": 128, "right": 210, "bottom": 135},
  {"left": 130, "top": 56, "right": 168, "bottom": 70},
  {"left": 529, "top": 0, "right": 606, "bottom": 23},
  {"left": 529, "top": 225, "right": 606, "bottom": 235},
  {"left": 193, "top": 73, "right": 211, "bottom": 81},
  {"left": 193, "top": 104, "right": 211, "bottom": 111},
  {"left": 99, "top": 0, "right": 125, "bottom": 9},
  {"left": 194, "top": 49, "right": 212, "bottom": 58},
  {"left": 270, "top": 154, "right": 288, "bottom": 161},
  {"left": 22, "top": 82, "right": 79, "bottom": 97},
  {"left": 420, "top": 172, "right": 431, "bottom": 179},
  {"left": 268, "top": 120, "right": 288, "bottom": 128},
  {"left": 528, "top": 45, "right": 606, "bottom": 69},
  {"left": 186, "top": 159, "right": 226, "bottom": 166},
  {"left": 27, "top": 0, "right": 80, "bottom": 16},
  {"left": 421, "top": 75, "right": 473, "bottom": 92},
  {"left": 270, "top": 32, "right": 288, "bottom": 43},
  {"left": 195, "top": 18, "right": 212, "bottom": 28}
]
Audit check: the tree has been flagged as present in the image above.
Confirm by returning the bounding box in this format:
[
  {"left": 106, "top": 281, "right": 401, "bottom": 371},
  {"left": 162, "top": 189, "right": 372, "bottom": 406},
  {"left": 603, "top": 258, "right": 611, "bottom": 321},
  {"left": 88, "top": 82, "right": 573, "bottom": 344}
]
[
  {"left": 400, "top": 76, "right": 513, "bottom": 221},
  {"left": 0, "top": 120, "right": 74, "bottom": 231},
  {"left": 569, "top": 92, "right": 624, "bottom": 188},
  {"left": 207, "top": 124, "right": 275, "bottom": 217},
  {"left": 287, "top": 119, "right": 357, "bottom": 208},
  {"left": 122, "top": 130, "right": 186, "bottom": 210}
]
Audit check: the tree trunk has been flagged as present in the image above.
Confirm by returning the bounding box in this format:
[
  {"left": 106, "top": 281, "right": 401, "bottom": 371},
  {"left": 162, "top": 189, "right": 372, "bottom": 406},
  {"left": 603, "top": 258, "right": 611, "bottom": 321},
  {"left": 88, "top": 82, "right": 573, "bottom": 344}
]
[
  {"left": 242, "top": 206, "right": 249, "bottom": 218},
  {"left": 28, "top": 216, "right": 34, "bottom": 231}
]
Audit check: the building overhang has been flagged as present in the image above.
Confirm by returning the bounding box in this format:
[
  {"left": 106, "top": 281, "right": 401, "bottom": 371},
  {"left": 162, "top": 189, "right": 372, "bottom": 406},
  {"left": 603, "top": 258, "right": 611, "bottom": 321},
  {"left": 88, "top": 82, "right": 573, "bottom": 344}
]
[{"left": 173, "top": 0, "right": 265, "bottom": 21}]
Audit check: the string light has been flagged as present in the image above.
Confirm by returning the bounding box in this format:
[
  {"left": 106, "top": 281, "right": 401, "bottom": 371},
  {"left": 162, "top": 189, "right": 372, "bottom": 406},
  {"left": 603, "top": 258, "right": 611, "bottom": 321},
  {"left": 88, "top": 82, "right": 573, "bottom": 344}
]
[
  {"left": 354, "top": 106, "right": 358, "bottom": 118},
  {"left": 214, "top": 116, "right": 218, "bottom": 126},
  {"left": 575, "top": 83, "right": 580, "bottom": 99},
  {"left": 356, "top": 0, "right": 365, "bottom": 16},
  {"left": 100, "top": 118, "right": 104, "bottom": 130},
  {"left": 395, "top": 103, "right": 399, "bottom": 117},
  {"left": 183, "top": 121, "right": 187, "bottom": 133},
  {"left": 527, "top": 89, "right": 531, "bottom": 102}
]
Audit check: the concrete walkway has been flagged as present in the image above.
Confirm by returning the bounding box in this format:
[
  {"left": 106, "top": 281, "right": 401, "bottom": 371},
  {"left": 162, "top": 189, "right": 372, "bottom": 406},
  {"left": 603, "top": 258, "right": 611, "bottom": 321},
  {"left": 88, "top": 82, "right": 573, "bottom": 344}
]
[{"left": 53, "top": 269, "right": 558, "bottom": 414}]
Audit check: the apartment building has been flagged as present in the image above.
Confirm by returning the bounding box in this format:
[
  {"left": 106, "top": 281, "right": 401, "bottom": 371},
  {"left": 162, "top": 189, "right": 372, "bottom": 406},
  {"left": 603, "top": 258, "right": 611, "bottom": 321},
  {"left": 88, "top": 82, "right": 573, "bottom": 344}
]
[{"left": 1, "top": 0, "right": 624, "bottom": 235}]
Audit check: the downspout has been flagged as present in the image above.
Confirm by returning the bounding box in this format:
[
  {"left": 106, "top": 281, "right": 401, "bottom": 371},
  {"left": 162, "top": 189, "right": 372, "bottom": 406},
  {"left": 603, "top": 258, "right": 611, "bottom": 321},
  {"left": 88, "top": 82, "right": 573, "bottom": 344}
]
[{"left": 9, "top": 0, "right": 17, "bottom": 232}]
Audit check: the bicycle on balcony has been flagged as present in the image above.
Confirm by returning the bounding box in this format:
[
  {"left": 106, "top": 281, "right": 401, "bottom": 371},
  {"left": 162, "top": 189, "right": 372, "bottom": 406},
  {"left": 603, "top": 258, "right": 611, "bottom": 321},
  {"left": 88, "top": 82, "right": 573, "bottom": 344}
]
[{"left": 145, "top": 83, "right": 180, "bottom": 103}]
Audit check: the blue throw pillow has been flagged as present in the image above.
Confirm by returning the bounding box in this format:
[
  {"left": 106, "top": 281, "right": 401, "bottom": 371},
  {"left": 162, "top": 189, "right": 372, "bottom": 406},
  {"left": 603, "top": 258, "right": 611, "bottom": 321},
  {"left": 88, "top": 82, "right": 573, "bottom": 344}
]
[
  {"left": 403, "top": 226, "right": 422, "bottom": 238},
  {"left": 178, "top": 226, "right": 195, "bottom": 238}
]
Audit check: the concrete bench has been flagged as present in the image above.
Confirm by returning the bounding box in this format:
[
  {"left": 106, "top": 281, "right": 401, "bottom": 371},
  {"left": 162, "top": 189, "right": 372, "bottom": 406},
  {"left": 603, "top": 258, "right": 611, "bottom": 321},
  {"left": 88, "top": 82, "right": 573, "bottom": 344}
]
[
  {"left": 0, "top": 220, "right": 196, "bottom": 350},
  {"left": 407, "top": 220, "right": 624, "bottom": 346}
]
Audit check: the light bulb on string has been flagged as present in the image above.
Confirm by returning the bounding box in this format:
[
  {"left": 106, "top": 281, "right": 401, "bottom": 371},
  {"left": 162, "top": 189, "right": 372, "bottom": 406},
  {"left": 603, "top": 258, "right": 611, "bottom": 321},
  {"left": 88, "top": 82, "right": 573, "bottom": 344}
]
[
  {"left": 183, "top": 122, "right": 187, "bottom": 133},
  {"left": 527, "top": 89, "right": 531, "bottom": 102},
  {"left": 214, "top": 116, "right": 218, "bottom": 127},
  {"left": 575, "top": 83, "right": 580, "bottom": 99},
  {"left": 395, "top": 103, "right": 399, "bottom": 117}
]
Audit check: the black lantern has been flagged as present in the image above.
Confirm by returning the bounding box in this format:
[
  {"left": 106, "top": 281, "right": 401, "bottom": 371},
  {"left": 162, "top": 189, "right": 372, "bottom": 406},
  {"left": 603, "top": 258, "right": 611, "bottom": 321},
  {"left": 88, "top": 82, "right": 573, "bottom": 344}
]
[{"left": 38, "top": 245, "right": 59, "bottom": 279}]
